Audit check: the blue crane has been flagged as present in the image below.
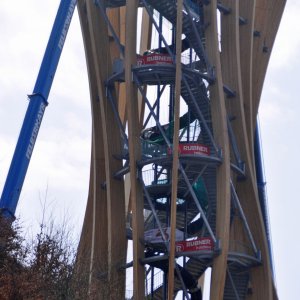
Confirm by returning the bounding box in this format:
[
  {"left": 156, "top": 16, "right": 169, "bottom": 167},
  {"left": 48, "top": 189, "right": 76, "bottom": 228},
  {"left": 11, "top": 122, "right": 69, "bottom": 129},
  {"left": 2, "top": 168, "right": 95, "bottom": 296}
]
[{"left": 0, "top": 0, "right": 77, "bottom": 219}]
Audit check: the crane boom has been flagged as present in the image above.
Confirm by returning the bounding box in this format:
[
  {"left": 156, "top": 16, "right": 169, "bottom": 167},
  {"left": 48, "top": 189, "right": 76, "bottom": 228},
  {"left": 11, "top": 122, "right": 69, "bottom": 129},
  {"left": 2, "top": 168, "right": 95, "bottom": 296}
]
[{"left": 0, "top": 0, "right": 77, "bottom": 219}]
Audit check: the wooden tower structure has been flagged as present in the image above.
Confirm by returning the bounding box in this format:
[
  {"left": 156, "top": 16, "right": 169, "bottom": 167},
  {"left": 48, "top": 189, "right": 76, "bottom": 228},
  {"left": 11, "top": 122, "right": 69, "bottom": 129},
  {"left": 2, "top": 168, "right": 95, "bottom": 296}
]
[{"left": 75, "top": 0, "right": 286, "bottom": 299}]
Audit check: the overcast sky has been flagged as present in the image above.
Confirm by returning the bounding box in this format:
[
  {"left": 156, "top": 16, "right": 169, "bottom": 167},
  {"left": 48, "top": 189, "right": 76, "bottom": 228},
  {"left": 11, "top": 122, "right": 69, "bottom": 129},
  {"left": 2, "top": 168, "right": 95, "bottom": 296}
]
[{"left": 0, "top": 1, "right": 299, "bottom": 299}]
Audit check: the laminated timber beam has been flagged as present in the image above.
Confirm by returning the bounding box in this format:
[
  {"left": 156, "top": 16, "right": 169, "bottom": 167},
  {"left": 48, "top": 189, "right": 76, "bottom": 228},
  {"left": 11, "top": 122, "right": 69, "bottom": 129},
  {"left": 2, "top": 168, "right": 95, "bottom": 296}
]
[
  {"left": 203, "top": 1, "right": 231, "bottom": 299},
  {"left": 124, "top": 1, "right": 145, "bottom": 299},
  {"left": 239, "top": 0, "right": 256, "bottom": 168},
  {"left": 220, "top": 1, "right": 275, "bottom": 298},
  {"left": 118, "top": 7, "right": 151, "bottom": 127},
  {"left": 245, "top": 6, "right": 286, "bottom": 295},
  {"left": 252, "top": 0, "right": 286, "bottom": 132},
  {"left": 77, "top": 1, "right": 126, "bottom": 299},
  {"left": 221, "top": 0, "right": 255, "bottom": 182},
  {"left": 167, "top": 1, "right": 183, "bottom": 298},
  {"left": 77, "top": 4, "right": 152, "bottom": 298},
  {"left": 137, "top": 8, "right": 152, "bottom": 128},
  {"left": 77, "top": 2, "right": 109, "bottom": 297},
  {"left": 124, "top": 7, "right": 152, "bottom": 218},
  {"left": 117, "top": 7, "right": 127, "bottom": 125}
]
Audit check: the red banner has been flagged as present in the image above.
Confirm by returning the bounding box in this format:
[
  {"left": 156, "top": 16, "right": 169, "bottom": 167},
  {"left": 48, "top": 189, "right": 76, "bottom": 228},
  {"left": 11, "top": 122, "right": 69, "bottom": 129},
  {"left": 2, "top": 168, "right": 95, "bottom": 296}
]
[
  {"left": 175, "top": 237, "right": 214, "bottom": 253},
  {"left": 137, "top": 53, "right": 173, "bottom": 66},
  {"left": 168, "top": 143, "right": 210, "bottom": 156}
]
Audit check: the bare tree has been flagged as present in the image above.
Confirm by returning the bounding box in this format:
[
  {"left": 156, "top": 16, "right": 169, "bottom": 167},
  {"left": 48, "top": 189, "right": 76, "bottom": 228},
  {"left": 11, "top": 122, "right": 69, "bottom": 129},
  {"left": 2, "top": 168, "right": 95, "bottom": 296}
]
[{"left": 0, "top": 213, "right": 85, "bottom": 299}]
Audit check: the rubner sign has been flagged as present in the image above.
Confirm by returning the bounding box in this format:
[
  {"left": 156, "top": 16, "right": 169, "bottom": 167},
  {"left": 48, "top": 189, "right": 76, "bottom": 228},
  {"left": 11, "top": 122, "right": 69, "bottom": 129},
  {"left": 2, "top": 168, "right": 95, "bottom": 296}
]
[
  {"left": 176, "top": 237, "right": 214, "bottom": 253},
  {"left": 168, "top": 143, "right": 210, "bottom": 156},
  {"left": 137, "top": 53, "right": 173, "bottom": 66}
]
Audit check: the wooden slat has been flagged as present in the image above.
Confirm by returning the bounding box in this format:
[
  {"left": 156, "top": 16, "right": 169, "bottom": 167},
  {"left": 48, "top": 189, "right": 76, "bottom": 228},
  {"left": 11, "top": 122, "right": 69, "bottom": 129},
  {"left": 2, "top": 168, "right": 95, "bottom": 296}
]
[
  {"left": 121, "top": 9, "right": 151, "bottom": 220},
  {"left": 168, "top": 1, "right": 183, "bottom": 298},
  {"left": 77, "top": 1, "right": 127, "bottom": 298},
  {"left": 76, "top": 1, "right": 109, "bottom": 297},
  {"left": 118, "top": 7, "right": 127, "bottom": 125},
  {"left": 203, "top": 1, "right": 231, "bottom": 299},
  {"left": 221, "top": 0, "right": 255, "bottom": 181},
  {"left": 239, "top": 0, "right": 256, "bottom": 170},
  {"left": 248, "top": 3, "right": 286, "bottom": 297},
  {"left": 107, "top": 8, "right": 121, "bottom": 64},
  {"left": 252, "top": 0, "right": 286, "bottom": 129},
  {"left": 137, "top": 8, "right": 152, "bottom": 128},
  {"left": 90, "top": 8, "right": 126, "bottom": 300},
  {"left": 221, "top": 0, "right": 255, "bottom": 260},
  {"left": 125, "top": 1, "right": 145, "bottom": 299},
  {"left": 221, "top": 1, "right": 280, "bottom": 298}
]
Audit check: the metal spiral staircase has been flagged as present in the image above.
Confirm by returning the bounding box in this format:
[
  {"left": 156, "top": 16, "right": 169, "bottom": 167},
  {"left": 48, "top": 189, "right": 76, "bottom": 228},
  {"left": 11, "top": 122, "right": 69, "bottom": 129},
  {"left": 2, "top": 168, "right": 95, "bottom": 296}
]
[
  {"left": 0, "top": 0, "right": 285, "bottom": 299},
  {"left": 98, "top": 0, "right": 263, "bottom": 298}
]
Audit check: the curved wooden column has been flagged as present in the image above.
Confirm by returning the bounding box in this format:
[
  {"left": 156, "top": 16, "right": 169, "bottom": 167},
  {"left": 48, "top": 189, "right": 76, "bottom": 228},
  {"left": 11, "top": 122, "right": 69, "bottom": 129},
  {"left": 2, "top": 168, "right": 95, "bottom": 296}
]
[
  {"left": 122, "top": 8, "right": 152, "bottom": 222},
  {"left": 221, "top": 0, "right": 255, "bottom": 181},
  {"left": 137, "top": 8, "right": 152, "bottom": 128},
  {"left": 203, "top": 1, "right": 231, "bottom": 299},
  {"left": 239, "top": 0, "right": 256, "bottom": 169},
  {"left": 252, "top": 0, "right": 286, "bottom": 129},
  {"left": 220, "top": 0, "right": 254, "bottom": 253},
  {"left": 77, "top": 2, "right": 109, "bottom": 298},
  {"left": 77, "top": 1, "right": 126, "bottom": 299},
  {"left": 124, "top": 1, "right": 145, "bottom": 299},
  {"left": 117, "top": 7, "right": 127, "bottom": 126},
  {"left": 168, "top": 1, "right": 183, "bottom": 297},
  {"left": 221, "top": 0, "right": 256, "bottom": 295},
  {"left": 118, "top": 8, "right": 150, "bottom": 128},
  {"left": 250, "top": 3, "right": 286, "bottom": 297},
  {"left": 221, "top": 1, "right": 280, "bottom": 298}
]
